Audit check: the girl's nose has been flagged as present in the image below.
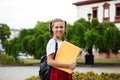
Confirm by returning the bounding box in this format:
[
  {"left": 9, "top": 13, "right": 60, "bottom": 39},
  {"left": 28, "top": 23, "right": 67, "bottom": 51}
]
[{"left": 58, "top": 28, "right": 61, "bottom": 31}]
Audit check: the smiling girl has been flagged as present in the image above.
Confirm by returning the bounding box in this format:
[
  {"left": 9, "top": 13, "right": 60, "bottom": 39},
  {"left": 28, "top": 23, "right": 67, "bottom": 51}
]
[{"left": 46, "top": 18, "right": 76, "bottom": 80}]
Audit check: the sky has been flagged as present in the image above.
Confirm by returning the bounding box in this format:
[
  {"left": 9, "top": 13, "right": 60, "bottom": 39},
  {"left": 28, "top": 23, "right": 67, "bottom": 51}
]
[{"left": 0, "top": 0, "right": 78, "bottom": 29}]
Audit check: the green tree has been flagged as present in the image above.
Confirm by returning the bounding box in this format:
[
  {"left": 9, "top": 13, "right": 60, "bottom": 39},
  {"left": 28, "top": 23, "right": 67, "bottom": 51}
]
[
  {"left": 5, "top": 21, "right": 50, "bottom": 59},
  {"left": 33, "top": 21, "right": 49, "bottom": 58},
  {"left": 4, "top": 37, "right": 22, "bottom": 58},
  {"left": 68, "top": 18, "right": 120, "bottom": 64},
  {"left": 68, "top": 18, "right": 87, "bottom": 48},
  {"left": 0, "top": 24, "right": 11, "bottom": 48},
  {"left": 3, "top": 19, "right": 120, "bottom": 60},
  {"left": 103, "top": 27, "right": 120, "bottom": 53},
  {"left": 94, "top": 22, "right": 120, "bottom": 54}
]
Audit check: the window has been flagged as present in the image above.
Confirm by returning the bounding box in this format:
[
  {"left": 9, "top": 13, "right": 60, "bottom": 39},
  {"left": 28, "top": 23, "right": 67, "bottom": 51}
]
[
  {"left": 92, "top": 7, "right": 98, "bottom": 19},
  {"left": 93, "top": 10, "right": 97, "bottom": 18},
  {"left": 115, "top": 3, "right": 120, "bottom": 23},
  {"left": 116, "top": 7, "right": 120, "bottom": 16},
  {"left": 103, "top": 3, "right": 110, "bottom": 22}
]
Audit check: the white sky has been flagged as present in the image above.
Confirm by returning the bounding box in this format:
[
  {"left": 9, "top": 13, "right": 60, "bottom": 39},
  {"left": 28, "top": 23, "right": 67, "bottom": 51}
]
[{"left": 0, "top": 0, "right": 77, "bottom": 29}]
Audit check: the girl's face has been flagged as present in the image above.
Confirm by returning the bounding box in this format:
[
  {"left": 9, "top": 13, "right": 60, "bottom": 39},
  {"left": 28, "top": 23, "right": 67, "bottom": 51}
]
[{"left": 52, "top": 21, "right": 65, "bottom": 39}]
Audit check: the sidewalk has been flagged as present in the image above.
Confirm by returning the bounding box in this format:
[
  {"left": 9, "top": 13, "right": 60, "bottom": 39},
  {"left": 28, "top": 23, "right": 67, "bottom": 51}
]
[
  {"left": 0, "top": 66, "right": 39, "bottom": 80},
  {"left": 0, "top": 65, "right": 120, "bottom": 80}
]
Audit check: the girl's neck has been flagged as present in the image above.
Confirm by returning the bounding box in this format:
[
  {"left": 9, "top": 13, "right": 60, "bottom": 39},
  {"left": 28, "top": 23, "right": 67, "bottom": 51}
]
[{"left": 53, "top": 36, "right": 62, "bottom": 41}]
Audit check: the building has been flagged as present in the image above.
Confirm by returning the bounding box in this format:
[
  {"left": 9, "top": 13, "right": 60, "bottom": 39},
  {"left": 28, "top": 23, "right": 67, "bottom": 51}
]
[
  {"left": 73, "top": 0, "right": 120, "bottom": 29},
  {"left": 9, "top": 29, "right": 21, "bottom": 39}
]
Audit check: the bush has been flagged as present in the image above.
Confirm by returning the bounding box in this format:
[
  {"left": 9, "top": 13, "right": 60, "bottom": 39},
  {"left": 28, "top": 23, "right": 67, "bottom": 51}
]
[
  {"left": 26, "top": 76, "right": 39, "bottom": 80},
  {"left": 26, "top": 71, "right": 120, "bottom": 80},
  {"left": 0, "top": 54, "right": 22, "bottom": 65}
]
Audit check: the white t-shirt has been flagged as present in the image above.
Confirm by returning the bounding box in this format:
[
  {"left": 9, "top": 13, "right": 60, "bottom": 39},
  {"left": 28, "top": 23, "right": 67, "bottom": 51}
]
[{"left": 46, "top": 38, "right": 61, "bottom": 56}]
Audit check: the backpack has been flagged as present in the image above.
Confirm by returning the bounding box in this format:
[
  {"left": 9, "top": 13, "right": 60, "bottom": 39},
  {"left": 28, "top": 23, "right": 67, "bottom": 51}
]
[{"left": 39, "top": 40, "right": 58, "bottom": 80}]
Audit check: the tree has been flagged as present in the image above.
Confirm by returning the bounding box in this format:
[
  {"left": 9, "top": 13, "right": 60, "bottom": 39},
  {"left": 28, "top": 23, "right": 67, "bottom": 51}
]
[
  {"left": 67, "top": 18, "right": 120, "bottom": 64},
  {"left": 94, "top": 22, "right": 120, "bottom": 54},
  {"left": 0, "top": 24, "right": 11, "bottom": 48},
  {"left": 103, "top": 26, "right": 120, "bottom": 54},
  {"left": 4, "top": 21, "right": 50, "bottom": 59},
  {"left": 33, "top": 21, "right": 50, "bottom": 58},
  {"left": 68, "top": 18, "right": 87, "bottom": 48}
]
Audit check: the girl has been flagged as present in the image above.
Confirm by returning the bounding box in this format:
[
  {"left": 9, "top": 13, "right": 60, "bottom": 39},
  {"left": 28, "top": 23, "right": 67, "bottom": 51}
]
[{"left": 46, "top": 18, "right": 76, "bottom": 80}]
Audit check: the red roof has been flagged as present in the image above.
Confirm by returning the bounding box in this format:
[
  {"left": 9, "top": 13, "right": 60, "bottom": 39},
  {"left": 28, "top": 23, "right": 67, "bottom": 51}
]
[{"left": 73, "top": 0, "right": 113, "bottom": 6}]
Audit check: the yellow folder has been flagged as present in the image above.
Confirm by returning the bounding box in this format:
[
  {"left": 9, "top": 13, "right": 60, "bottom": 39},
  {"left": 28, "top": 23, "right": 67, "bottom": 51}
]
[{"left": 55, "top": 41, "right": 81, "bottom": 73}]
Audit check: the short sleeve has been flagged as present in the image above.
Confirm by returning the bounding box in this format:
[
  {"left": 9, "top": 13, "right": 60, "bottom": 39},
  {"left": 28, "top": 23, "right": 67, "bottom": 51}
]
[{"left": 46, "top": 38, "right": 56, "bottom": 56}]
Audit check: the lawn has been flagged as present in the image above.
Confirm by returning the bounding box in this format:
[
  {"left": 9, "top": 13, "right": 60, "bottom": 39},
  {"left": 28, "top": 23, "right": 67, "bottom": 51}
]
[
  {"left": 21, "top": 58, "right": 120, "bottom": 65},
  {"left": 20, "top": 59, "right": 40, "bottom": 65},
  {"left": 77, "top": 58, "right": 120, "bottom": 65}
]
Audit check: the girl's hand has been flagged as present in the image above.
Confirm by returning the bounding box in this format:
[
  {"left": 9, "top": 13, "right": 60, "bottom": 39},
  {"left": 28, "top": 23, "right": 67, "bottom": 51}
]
[{"left": 68, "top": 63, "right": 76, "bottom": 70}]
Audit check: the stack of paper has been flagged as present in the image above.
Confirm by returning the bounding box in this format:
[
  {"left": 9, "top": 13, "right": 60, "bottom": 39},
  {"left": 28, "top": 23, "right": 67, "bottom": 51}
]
[{"left": 55, "top": 41, "right": 81, "bottom": 73}]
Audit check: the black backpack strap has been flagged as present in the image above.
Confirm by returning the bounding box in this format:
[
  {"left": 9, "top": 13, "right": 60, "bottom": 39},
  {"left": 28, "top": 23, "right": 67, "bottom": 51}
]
[{"left": 53, "top": 39, "right": 58, "bottom": 59}]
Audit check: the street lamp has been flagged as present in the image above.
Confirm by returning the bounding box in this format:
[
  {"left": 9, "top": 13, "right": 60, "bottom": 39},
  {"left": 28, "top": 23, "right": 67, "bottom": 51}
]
[
  {"left": 88, "top": 13, "right": 92, "bottom": 21},
  {"left": 85, "top": 13, "right": 94, "bottom": 65},
  {"left": 87, "top": 13, "right": 92, "bottom": 30}
]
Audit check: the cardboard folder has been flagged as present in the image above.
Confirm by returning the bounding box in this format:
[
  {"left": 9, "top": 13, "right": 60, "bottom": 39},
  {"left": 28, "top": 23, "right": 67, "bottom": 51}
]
[{"left": 55, "top": 41, "right": 81, "bottom": 73}]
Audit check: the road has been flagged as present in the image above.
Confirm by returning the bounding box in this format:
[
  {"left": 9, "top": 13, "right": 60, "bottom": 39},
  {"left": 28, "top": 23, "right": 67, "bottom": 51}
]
[{"left": 0, "top": 65, "right": 120, "bottom": 80}]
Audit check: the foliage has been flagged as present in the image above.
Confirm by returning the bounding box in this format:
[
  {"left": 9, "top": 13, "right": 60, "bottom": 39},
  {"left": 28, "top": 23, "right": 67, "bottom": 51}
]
[
  {"left": 68, "top": 18, "right": 120, "bottom": 54},
  {"left": 72, "top": 71, "right": 120, "bottom": 80},
  {"left": 0, "top": 54, "right": 22, "bottom": 65},
  {"left": 103, "top": 27, "right": 120, "bottom": 53},
  {"left": 4, "top": 21, "right": 50, "bottom": 59},
  {"left": 90, "top": 18, "right": 100, "bottom": 30},
  {"left": 26, "top": 71, "right": 120, "bottom": 80},
  {"left": 22, "top": 35, "right": 35, "bottom": 54},
  {"left": 4, "top": 37, "right": 22, "bottom": 58},
  {"left": 2, "top": 18, "right": 120, "bottom": 59},
  {"left": 84, "top": 29, "right": 99, "bottom": 49},
  {"left": 0, "top": 23, "right": 11, "bottom": 48},
  {"left": 68, "top": 18, "right": 87, "bottom": 48},
  {"left": 26, "top": 76, "right": 40, "bottom": 80}
]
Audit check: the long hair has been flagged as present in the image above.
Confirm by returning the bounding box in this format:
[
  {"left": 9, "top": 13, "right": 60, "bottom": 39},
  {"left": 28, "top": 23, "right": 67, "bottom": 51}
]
[{"left": 49, "top": 18, "right": 67, "bottom": 40}]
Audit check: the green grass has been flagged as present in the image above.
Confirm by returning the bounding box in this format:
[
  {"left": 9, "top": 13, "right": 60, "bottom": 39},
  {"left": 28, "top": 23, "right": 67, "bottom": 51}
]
[
  {"left": 20, "top": 59, "right": 40, "bottom": 65},
  {"left": 94, "top": 58, "right": 120, "bottom": 64},
  {"left": 21, "top": 58, "right": 120, "bottom": 65},
  {"left": 77, "top": 58, "right": 120, "bottom": 65}
]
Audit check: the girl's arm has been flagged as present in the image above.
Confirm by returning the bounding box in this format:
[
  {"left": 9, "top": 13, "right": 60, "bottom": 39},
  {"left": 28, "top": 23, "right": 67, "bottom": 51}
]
[{"left": 47, "top": 53, "right": 76, "bottom": 70}]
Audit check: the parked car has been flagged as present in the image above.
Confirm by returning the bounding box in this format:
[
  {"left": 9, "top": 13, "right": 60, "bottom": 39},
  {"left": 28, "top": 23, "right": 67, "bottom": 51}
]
[{"left": 17, "top": 53, "right": 34, "bottom": 59}]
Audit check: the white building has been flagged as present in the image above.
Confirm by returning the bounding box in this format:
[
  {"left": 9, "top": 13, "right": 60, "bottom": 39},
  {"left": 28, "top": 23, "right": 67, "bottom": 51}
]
[
  {"left": 73, "top": 0, "right": 120, "bottom": 29},
  {"left": 9, "top": 29, "right": 21, "bottom": 39}
]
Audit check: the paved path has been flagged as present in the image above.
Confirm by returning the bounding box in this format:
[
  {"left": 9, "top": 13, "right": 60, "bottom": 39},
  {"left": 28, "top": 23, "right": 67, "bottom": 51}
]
[
  {"left": 0, "top": 66, "right": 39, "bottom": 80},
  {"left": 0, "top": 65, "right": 120, "bottom": 80}
]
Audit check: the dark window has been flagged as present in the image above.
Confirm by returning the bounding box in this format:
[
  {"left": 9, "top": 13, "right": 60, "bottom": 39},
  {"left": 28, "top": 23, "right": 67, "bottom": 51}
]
[
  {"left": 93, "top": 10, "right": 97, "bottom": 18},
  {"left": 116, "top": 7, "right": 120, "bottom": 16},
  {"left": 92, "top": 7, "right": 98, "bottom": 19},
  {"left": 115, "top": 3, "right": 120, "bottom": 23}
]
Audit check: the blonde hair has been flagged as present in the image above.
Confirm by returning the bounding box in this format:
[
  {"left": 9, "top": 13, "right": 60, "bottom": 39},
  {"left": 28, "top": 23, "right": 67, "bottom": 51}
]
[{"left": 49, "top": 18, "right": 67, "bottom": 40}]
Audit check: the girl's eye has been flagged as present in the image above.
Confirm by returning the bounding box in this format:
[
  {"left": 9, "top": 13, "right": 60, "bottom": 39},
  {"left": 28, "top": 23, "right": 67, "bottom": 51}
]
[
  {"left": 55, "top": 26, "right": 58, "bottom": 29},
  {"left": 60, "top": 26, "right": 63, "bottom": 28}
]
